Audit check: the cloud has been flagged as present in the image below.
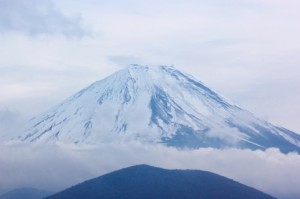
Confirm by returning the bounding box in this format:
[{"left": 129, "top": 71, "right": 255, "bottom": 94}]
[
  {"left": 0, "top": 109, "right": 24, "bottom": 137},
  {"left": 0, "top": 0, "right": 86, "bottom": 37},
  {"left": 109, "top": 55, "right": 143, "bottom": 66},
  {"left": 0, "top": 142, "right": 299, "bottom": 199}
]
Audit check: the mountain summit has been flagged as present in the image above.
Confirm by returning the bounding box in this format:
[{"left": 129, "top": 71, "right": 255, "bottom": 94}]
[
  {"left": 11, "top": 65, "right": 300, "bottom": 152},
  {"left": 46, "top": 164, "right": 275, "bottom": 199}
]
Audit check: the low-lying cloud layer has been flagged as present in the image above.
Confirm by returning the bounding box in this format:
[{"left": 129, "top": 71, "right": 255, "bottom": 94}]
[
  {"left": 0, "top": 142, "right": 299, "bottom": 199},
  {"left": 0, "top": 109, "right": 24, "bottom": 138}
]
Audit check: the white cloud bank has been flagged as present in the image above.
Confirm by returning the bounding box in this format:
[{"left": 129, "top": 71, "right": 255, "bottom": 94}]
[{"left": 0, "top": 142, "right": 299, "bottom": 199}]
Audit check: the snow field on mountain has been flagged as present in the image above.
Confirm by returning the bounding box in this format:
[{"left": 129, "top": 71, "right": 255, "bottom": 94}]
[{"left": 8, "top": 65, "right": 300, "bottom": 153}]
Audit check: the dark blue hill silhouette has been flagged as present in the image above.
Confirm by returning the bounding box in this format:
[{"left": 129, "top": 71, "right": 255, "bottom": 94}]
[
  {"left": 0, "top": 187, "right": 51, "bottom": 199},
  {"left": 46, "top": 164, "right": 276, "bottom": 199}
]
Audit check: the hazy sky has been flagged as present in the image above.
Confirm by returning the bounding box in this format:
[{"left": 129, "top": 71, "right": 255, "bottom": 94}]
[{"left": 0, "top": 0, "right": 299, "bottom": 134}]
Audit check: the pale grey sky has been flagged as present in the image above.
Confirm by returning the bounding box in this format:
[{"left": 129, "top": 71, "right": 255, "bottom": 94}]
[{"left": 0, "top": 0, "right": 299, "bottom": 135}]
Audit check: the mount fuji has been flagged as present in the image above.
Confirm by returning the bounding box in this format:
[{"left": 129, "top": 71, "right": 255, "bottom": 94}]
[{"left": 9, "top": 65, "right": 300, "bottom": 153}]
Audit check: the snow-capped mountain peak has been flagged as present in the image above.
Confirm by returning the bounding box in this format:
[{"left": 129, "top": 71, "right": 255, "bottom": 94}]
[{"left": 10, "top": 65, "right": 300, "bottom": 153}]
